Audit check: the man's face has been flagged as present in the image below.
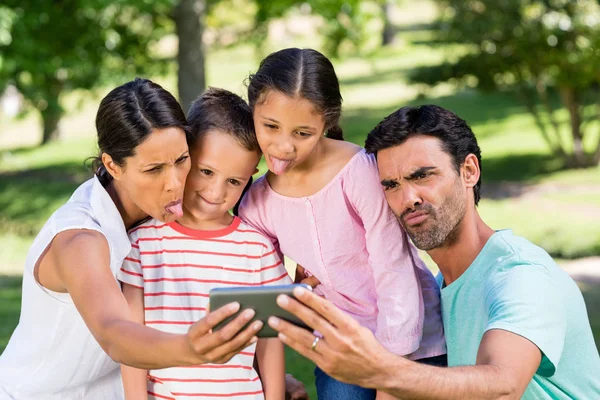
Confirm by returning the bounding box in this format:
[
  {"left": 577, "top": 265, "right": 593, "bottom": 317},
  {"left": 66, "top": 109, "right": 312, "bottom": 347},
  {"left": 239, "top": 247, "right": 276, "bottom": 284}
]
[{"left": 376, "top": 135, "right": 467, "bottom": 250}]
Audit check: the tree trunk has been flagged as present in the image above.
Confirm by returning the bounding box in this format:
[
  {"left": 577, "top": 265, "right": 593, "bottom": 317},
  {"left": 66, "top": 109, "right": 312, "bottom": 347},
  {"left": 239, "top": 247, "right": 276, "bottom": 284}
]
[
  {"left": 560, "top": 87, "right": 587, "bottom": 167},
  {"left": 176, "top": 0, "right": 206, "bottom": 113},
  {"left": 41, "top": 103, "right": 62, "bottom": 145},
  {"left": 381, "top": 0, "right": 395, "bottom": 46}
]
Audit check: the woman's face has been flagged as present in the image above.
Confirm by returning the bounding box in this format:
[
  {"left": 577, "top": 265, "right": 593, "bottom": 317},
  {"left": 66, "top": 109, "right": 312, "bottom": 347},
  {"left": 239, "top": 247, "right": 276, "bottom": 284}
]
[
  {"left": 253, "top": 90, "right": 326, "bottom": 175},
  {"left": 110, "top": 126, "right": 191, "bottom": 223}
]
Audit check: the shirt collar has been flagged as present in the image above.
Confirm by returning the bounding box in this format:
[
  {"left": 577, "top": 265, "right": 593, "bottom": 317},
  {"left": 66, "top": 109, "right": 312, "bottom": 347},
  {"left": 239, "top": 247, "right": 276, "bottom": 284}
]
[{"left": 89, "top": 175, "right": 131, "bottom": 262}]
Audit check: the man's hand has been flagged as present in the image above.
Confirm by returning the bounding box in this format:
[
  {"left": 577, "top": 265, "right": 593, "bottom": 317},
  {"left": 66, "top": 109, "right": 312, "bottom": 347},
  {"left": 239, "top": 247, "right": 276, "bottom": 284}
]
[
  {"left": 285, "top": 373, "right": 309, "bottom": 400},
  {"left": 268, "top": 286, "right": 392, "bottom": 388}
]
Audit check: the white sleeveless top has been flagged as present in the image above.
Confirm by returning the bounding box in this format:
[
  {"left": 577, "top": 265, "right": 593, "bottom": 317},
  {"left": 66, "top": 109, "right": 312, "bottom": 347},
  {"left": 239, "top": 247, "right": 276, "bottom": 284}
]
[{"left": 0, "top": 176, "right": 130, "bottom": 399}]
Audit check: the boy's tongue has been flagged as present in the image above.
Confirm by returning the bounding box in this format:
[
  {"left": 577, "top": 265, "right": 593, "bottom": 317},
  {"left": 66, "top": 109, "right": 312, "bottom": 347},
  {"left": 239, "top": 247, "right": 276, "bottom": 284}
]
[
  {"left": 270, "top": 157, "right": 291, "bottom": 175},
  {"left": 166, "top": 202, "right": 184, "bottom": 218}
]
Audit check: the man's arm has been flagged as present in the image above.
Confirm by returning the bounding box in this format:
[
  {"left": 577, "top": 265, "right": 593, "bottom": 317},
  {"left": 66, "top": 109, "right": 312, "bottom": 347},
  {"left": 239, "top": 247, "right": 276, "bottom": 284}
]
[{"left": 269, "top": 287, "right": 541, "bottom": 400}]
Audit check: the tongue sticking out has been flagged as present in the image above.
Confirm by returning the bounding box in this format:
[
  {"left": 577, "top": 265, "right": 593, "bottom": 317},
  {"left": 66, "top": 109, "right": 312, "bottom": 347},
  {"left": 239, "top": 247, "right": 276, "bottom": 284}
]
[
  {"left": 270, "top": 157, "right": 291, "bottom": 175},
  {"left": 166, "top": 202, "right": 184, "bottom": 218}
]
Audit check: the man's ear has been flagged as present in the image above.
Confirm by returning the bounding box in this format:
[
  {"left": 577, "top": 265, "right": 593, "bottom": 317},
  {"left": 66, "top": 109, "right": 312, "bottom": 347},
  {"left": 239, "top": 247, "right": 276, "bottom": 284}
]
[
  {"left": 101, "top": 153, "right": 124, "bottom": 181},
  {"left": 462, "top": 154, "right": 480, "bottom": 189}
]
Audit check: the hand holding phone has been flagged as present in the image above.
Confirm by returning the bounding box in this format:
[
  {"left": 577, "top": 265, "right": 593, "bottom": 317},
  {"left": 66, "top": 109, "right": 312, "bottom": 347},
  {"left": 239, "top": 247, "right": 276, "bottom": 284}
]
[{"left": 209, "top": 284, "right": 313, "bottom": 338}]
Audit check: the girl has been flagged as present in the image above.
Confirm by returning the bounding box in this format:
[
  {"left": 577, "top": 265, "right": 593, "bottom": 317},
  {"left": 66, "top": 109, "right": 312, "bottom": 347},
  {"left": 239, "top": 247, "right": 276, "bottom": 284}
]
[
  {"left": 0, "top": 79, "right": 263, "bottom": 400},
  {"left": 238, "top": 48, "right": 447, "bottom": 400},
  {"left": 117, "top": 88, "right": 290, "bottom": 400}
]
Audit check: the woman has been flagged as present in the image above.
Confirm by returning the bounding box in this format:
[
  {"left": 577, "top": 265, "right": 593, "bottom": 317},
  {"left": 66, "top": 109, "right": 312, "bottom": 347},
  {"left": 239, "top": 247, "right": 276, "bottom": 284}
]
[{"left": 0, "top": 79, "right": 264, "bottom": 400}]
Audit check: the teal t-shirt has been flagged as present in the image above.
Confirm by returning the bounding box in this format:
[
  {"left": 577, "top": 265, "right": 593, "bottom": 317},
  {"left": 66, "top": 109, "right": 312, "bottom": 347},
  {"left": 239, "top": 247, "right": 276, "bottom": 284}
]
[{"left": 438, "top": 230, "right": 600, "bottom": 399}]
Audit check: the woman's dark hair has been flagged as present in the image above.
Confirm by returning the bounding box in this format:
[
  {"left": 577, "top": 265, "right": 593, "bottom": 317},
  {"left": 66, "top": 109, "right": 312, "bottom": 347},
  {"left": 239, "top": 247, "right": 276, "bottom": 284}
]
[
  {"left": 91, "top": 78, "right": 189, "bottom": 185},
  {"left": 365, "top": 105, "right": 483, "bottom": 205},
  {"left": 247, "top": 48, "right": 344, "bottom": 140},
  {"left": 187, "top": 87, "right": 258, "bottom": 216}
]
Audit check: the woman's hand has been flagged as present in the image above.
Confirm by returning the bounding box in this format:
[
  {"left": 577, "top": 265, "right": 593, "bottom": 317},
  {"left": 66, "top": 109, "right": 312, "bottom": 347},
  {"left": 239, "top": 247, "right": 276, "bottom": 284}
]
[{"left": 185, "top": 303, "right": 263, "bottom": 364}]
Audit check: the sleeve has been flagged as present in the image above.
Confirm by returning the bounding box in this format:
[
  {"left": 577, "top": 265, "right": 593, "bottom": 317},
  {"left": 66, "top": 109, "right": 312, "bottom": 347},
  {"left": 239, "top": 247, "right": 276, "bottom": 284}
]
[
  {"left": 238, "top": 180, "right": 284, "bottom": 262},
  {"left": 343, "top": 152, "right": 424, "bottom": 355},
  {"left": 485, "top": 264, "right": 566, "bottom": 377},
  {"left": 116, "top": 232, "right": 144, "bottom": 289},
  {"left": 258, "top": 238, "right": 293, "bottom": 286}
]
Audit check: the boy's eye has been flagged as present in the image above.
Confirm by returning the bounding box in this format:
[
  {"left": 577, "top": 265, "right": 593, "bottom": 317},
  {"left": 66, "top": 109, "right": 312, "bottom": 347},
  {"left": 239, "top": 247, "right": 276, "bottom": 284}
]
[
  {"left": 200, "top": 169, "right": 212, "bottom": 176},
  {"left": 228, "top": 179, "right": 241, "bottom": 186},
  {"left": 415, "top": 172, "right": 428, "bottom": 180}
]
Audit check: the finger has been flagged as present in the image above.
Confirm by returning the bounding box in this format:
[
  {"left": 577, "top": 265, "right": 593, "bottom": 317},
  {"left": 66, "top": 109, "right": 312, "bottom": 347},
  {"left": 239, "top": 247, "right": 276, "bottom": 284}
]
[
  {"left": 292, "top": 287, "right": 359, "bottom": 332},
  {"left": 300, "top": 276, "right": 320, "bottom": 289},
  {"left": 275, "top": 293, "right": 340, "bottom": 339},
  {"left": 190, "top": 302, "right": 240, "bottom": 336},
  {"left": 204, "top": 319, "right": 264, "bottom": 361},
  {"left": 271, "top": 317, "right": 326, "bottom": 365},
  {"left": 189, "top": 308, "right": 257, "bottom": 351}
]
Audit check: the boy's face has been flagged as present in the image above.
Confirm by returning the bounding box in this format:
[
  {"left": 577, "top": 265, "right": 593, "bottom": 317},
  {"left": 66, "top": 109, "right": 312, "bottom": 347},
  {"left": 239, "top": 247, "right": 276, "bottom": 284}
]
[{"left": 183, "top": 130, "right": 260, "bottom": 223}]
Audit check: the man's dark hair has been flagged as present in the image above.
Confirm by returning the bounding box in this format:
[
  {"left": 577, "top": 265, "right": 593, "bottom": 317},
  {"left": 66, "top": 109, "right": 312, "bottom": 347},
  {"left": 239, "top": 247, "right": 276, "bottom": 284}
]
[{"left": 365, "top": 104, "right": 482, "bottom": 205}]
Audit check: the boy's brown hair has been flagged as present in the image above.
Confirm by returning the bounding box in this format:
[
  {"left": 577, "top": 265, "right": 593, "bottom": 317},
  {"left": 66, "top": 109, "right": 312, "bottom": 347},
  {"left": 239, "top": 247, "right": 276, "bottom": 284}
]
[{"left": 187, "top": 87, "right": 258, "bottom": 152}]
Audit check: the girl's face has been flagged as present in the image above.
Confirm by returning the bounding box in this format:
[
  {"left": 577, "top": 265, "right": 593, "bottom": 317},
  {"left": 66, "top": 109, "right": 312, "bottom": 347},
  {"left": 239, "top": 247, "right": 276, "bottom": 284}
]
[
  {"left": 253, "top": 90, "right": 326, "bottom": 175},
  {"left": 183, "top": 130, "right": 260, "bottom": 225},
  {"left": 109, "top": 126, "right": 191, "bottom": 224}
]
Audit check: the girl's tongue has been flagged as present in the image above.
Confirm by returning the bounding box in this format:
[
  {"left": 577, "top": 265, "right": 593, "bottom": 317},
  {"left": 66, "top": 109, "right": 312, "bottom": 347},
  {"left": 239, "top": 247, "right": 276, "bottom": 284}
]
[
  {"left": 166, "top": 202, "right": 184, "bottom": 218},
  {"left": 270, "top": 157, "right": 291, "bottom": 175}
]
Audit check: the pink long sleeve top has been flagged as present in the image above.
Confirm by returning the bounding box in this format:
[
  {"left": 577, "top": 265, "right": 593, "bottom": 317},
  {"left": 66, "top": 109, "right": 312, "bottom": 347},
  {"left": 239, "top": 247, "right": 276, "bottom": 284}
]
[{"left": 238, "top": 149, "right": 446, "bottom": 359}]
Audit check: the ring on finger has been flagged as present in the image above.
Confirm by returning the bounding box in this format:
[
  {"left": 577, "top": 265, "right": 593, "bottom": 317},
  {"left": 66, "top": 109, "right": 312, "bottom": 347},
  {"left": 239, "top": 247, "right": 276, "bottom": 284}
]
[{"left": 311, "top": 336, "right": 320, "bottom": 351}]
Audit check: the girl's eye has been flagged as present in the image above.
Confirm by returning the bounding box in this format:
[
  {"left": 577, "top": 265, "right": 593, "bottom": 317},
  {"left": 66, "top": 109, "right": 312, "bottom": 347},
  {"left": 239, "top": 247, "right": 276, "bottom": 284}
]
[
  {"left": 264, "top": 123, "right": 277, "bottom": 130},
  {"left": 200, "top": 169, "right": 212, "bottom": 176},
  {"left": 416, "top": 172, "right": 428, "bottom": 180},
  {"left": 228, "top": 179, "right": 241, "bottom": 186},
  {"left": 296, "top": 131, "right": 311, "bottom": 137}
]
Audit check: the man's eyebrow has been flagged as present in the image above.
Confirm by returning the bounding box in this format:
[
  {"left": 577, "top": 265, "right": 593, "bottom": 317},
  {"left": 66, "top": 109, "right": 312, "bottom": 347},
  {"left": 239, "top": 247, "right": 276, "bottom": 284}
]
[
  {"left": 380, "top": 178, "right": 398, "bottom": 186},
  {"left": 406, "top": 166, "right": 437, "bottom": 180}
]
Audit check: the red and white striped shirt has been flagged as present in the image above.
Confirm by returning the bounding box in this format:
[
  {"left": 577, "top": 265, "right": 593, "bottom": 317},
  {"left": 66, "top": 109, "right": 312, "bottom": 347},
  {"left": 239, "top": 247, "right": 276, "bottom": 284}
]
[{"left": 117, "top": 216, "right": 291, "bottom": 400}]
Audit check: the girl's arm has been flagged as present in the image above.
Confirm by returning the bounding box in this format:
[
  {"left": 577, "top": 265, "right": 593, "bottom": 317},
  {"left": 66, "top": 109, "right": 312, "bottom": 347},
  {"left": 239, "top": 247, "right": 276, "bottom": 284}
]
[
  {"left": 256, "top": 338, "right": 286, "bottom": 400},
  {"left": 120, "top": 283, "right": 149, "bottom": 399},
  {"left": 344, "top": 153, "right": 424, "bottom": 356},
  {"left": 46, "top": 229, "right": 262, "bottom": 369}
]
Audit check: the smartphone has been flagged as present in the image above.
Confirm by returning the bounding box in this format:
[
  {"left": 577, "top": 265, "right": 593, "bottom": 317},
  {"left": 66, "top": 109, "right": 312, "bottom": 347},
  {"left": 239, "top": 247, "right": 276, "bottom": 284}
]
[{"left": 208, "top": 284, "right": 313, "bottom": 338}]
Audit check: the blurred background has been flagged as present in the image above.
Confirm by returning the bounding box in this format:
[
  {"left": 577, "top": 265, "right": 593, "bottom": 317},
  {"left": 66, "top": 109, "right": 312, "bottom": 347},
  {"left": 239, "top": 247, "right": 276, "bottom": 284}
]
[{"left": 0, "top": 0, "right": 599, "bottom": 396}]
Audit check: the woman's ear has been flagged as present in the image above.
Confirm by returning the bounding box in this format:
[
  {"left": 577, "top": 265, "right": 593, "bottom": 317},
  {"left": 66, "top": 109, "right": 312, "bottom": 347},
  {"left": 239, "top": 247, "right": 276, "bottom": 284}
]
[
  {"left": 462, "top": 154, "right": 480, "bottom": 189},
  {"left": 101, "top": 153, "right": 123, "bottom": 181}
]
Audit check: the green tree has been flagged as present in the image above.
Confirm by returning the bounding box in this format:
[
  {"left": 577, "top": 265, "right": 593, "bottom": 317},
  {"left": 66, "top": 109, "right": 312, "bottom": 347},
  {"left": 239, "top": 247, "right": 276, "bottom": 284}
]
[
  {"left": 0, "top": 0, "right": 172, "bottom": 145},
  {"left": 411, "top": 0, "right": 600, "bottom": 168}
]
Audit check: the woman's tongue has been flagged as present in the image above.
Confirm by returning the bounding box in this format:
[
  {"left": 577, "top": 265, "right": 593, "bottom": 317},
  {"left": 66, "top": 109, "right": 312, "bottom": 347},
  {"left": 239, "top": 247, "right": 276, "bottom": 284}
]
[
  {"left": 166, "top": 202, "right": 183, "bottom": 218},
  {"left": 270, "top": 157, "right": 291, "bottom": 175}
]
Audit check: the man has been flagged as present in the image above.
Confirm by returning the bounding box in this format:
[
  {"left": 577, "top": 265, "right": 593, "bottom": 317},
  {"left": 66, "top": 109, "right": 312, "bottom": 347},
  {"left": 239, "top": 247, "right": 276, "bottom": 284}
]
[{"left": 268, "top": 105, "right": 600, "bottom": 399}]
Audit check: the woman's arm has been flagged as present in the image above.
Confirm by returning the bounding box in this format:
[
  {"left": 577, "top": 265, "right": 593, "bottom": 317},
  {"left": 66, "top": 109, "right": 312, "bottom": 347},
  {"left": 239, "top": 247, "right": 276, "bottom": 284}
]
[
  {"left": 120, "top": 283, "right": 149, "bottom": 399},
  {"left": 256, "top": 338, "right": 286, "bottom": 400},
  {"left": 47, "top": 229, "right": 263, "bottom": 369}
]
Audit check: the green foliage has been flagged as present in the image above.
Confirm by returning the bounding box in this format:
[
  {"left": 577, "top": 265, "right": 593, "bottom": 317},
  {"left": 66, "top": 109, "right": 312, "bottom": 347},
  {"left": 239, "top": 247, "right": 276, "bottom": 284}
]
[
  {"left": 0, "top": 0, "right": 176, "bottom": 144},
  {"left": 411, "top": 0, "right": 600, "bottom": 167}
]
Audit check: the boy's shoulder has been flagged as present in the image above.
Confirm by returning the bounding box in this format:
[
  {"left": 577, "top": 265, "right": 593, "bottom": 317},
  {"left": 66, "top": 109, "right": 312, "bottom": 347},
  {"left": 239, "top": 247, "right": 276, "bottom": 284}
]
[
  {"left": 127, "top": 217, "right": 169, "bottom": 239},
  {"left": 236, "top": 219, "right": 273, "bottom": 246}
]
